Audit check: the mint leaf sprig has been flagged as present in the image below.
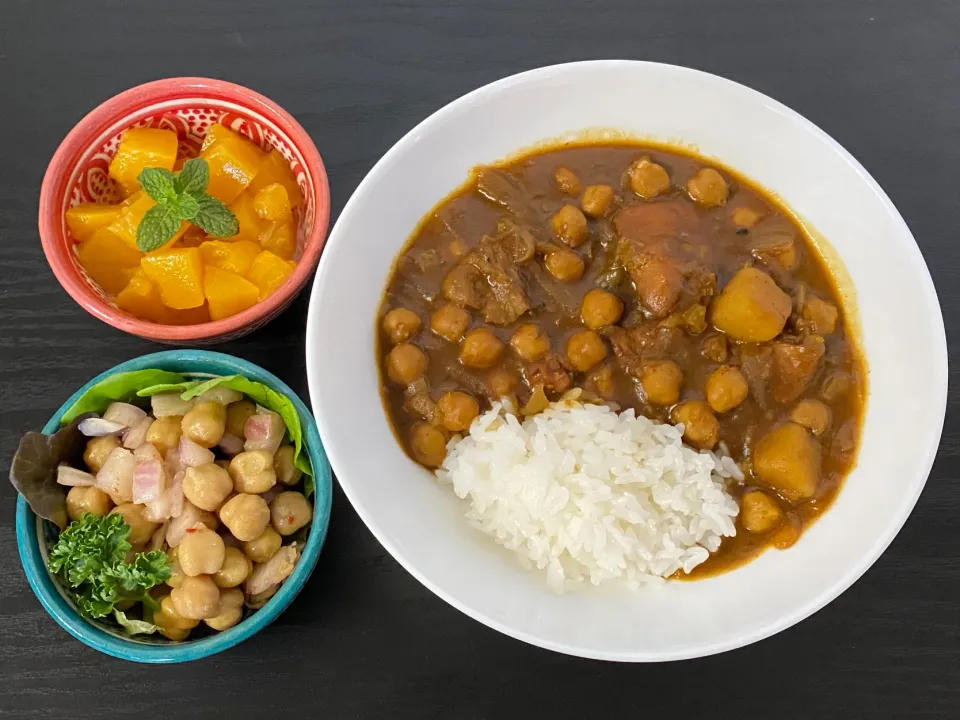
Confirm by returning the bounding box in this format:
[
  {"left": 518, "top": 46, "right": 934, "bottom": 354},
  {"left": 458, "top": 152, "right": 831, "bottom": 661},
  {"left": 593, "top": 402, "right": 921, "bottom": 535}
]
[{"left": 135, "top": 158, "right": 239, "bottom": 252}]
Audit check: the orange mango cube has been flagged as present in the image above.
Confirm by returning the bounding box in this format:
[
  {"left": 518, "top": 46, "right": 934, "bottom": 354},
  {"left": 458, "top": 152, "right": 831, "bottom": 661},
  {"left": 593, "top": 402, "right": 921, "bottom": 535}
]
[
  {"left": 201, "top": 123, "right": 253, "bottom": 154},
  {"left": 174, "top": 225, "right": 207, "bottom": 249},
  {"left": 227, "top": 192, "right": 267, "bottom": 244},
  {"left": 203, "top": 265, "right": 261, "bottom": 321},
  {"left": 247, "top": 250, "right": 296, "bottom": 300},
  {"left": 166, "top": 303, "right": 211, "bottom": 325},
  {"left": 141, "top": 247, "right": 206, "bottom": 309},
  {"left": 108, "top": 128, "right": 178, "bottom": 196},
  {"left": 115, "top": 270, "right": 169, "bottom": 324},
  {"left": 253, "top": 183, "right": 291, "bottom": 222},
  {"left": 108, "top": 193, "right": 188, "bottom": 250},
  {"left": 65, "top": 203, "right": 123, "bottom": 243},
  {"left": 248, "top": 149, "right": 302, "bottom": 206},
  {"left": 199, "top": 239, "right": 261, "bottom": 276},
  {"left": 201, "top": 132, "right": 264, "bottom": 204},
  {"left": 76, "top": 228, "right": 143, "bottom": 295},
  {"left": 259, "top": 221, "right": 297, "bottom": 260}
]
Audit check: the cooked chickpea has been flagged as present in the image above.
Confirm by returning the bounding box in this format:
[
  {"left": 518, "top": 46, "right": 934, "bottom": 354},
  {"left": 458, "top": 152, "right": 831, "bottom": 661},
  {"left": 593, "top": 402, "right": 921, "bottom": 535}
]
[
  {"left": 145, "top": 415, "right": 183, "bottom": 456},
  {"left": 687, "top": 168, "right": 729, "bottom": 207},
  {"left": 243, "top": 526, "right": 282, "bottom": 563},
  {"left": 580, "top": 289, "right": 624, "bottom": 329},
  {"left": 550, "top": 205, "right": 589, "bottom": 247},
  {"left": 273, "top": 445, "right": 303, "bottom": 486},
  {"left": 487, "top": 368, "right": 518, "bottom": 397},
  {"left": 732, "top": 207, "right": 761, "bottom": 229},
  {"left": 66, "top": 486, "right": 112, "bottom": 522},
  {"left": 386, "top": 342, "right": 427, "bottom": 384},
  {"left": 166, "top": 546, "right": 185, "bottom": 588},
  {"left": 544, "top": 248, "right": 585, "bottom": 282},
  {"left": 229, "top": 450, "right": 277, "bottom": 494},
  {"left": 639, "top": 360, "right": 684, "bottom": 405},
  {"left": 581, "top": 185, "right": 615, "bottom": 217},
  {"left": 585, "top": 364, "right": 615, "bottom": 399},
  {"left": 790, "top": 399, "right": 832, "bottom": 437},
  {"left": 219, "top": 493, "right": 270, "bottom": 542},
  {"left": 566, "top": 330, "right": 608, "bottom": 372},
  {"left": 171, "top": 575, "right": 221, "bottom": 620},
  {"left": 110, "top": 503, "right": 158, "bottom": 545},
  {"left": 741, "top": 490, "right": 784, "bottom": 533},
  {"left": 430, "top": 304, "right": 470, "bottom": 343},
  {"left": 382, "top": 307, "right": 422, "bottom": 344},
  {"left": 83, "top": 435, "right": 120, "bottom": 473},
  {"left": 213, "top": 546, "right": 252, "bottom": 588},
  {"left": 554, "top": 166, "right": 581, "bottom": 196},
  {"left": 510, "top": 324, "right": 550, "bottom": 361},
  {"left": 204, "top": 588, "right": 244, "bottom": 631},
  {"left": 225, "top": 400, "right": 257, "bottom": 438},
  {"left": 437, "top": 391, "right": 480, "bottom": 432},
  {"left": 410, "top": 423, "right": 447, "bottom": 467},
  {"left": 181, "top": 401, "right": 227, "bottom": 449},
  {"left": 459, "top": 328, "right": 504, "bottom": 368},
  {"left": 671, "top": 400, "right": 721, "bottom": 449},
  {"left": 705, "top": 365, "right": 749, "bottom": 413},
  {"left": 177, "top": 525, "right": 226, "bottom": 576},
  {"left": 629, "top": 157, "right": 671, "bottom": 198},
  {"left": 155, "top": 595, "right": 198, "bottom": 639},
  {"left": 270, "top": 491, "right": 313, "bottom": 536},
  {"left": 182, "top": 463, "right": 233, "bottom": 511}
]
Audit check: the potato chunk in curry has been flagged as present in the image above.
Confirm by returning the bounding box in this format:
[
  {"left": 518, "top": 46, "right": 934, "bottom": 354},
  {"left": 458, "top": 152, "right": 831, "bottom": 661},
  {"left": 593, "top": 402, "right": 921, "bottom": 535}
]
[
  {"left": 752, "top": 422, "right": 821, "bottom": 501},
  {"left": 711, "top": 267, "right": 791, "bottom": 342}
]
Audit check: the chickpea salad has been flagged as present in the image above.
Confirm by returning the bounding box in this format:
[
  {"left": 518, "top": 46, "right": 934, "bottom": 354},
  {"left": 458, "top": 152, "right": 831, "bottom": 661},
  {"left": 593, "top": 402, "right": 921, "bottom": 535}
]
[{"left": 10, "top": 369, "right": 315, "bottom": 640}]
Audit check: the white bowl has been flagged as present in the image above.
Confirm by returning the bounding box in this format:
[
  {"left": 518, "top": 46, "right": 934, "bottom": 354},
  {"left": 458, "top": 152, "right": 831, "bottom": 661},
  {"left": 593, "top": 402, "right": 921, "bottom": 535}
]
[{"left": 306, "top": 61, "right": 947, "bottom": 661}]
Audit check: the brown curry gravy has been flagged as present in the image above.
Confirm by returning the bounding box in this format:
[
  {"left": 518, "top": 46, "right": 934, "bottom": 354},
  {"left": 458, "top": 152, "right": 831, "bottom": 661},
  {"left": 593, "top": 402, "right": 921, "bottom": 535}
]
[{"left": 376, "top": 140, "right": 866, "bottom": 578}]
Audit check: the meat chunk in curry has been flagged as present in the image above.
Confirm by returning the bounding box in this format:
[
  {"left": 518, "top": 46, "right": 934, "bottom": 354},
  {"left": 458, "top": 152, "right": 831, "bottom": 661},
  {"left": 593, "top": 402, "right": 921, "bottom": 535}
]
[{"left": 376, "top": 142, "right": 864, "bottom": 577}]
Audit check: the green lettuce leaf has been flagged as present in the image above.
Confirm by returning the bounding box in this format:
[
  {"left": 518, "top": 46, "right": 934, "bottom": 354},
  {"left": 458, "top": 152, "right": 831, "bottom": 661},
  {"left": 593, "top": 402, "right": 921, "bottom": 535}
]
[
  {"left": 113, "top": 609, "right": 160, "bottom": 636},
  {"left": 136, "top": 380, "right": 202, "bottom": 398},
  {"left": 61, "top": 370, "right": 186, "bottom": 424}
]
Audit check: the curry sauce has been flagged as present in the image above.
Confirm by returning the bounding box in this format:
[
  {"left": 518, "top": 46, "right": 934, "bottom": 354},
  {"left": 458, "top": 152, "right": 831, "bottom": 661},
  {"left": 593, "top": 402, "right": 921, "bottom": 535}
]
[{"left": 376, "top": 141, "right": 865, "bottom": 578}]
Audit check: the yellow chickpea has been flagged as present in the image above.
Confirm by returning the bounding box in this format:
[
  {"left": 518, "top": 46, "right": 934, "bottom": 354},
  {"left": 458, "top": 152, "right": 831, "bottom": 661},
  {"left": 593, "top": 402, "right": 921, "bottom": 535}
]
[
  {"left": 459, "top": 328, "right": 504, "bottom": 369},
  {"left": 229, "top": 450, "right": 277, "bottom": 494},
  {"left": 145, "top": 416, "right": 183, "bottom": 456},
  {"left": 182, "top": 463, "right": 234, "bottom": 511},
  {"left": 550, "top": 205, "right": 589, "bottom": 247},
  {"left": 204, "top": 587, "right": 244, "bottom": 631},
  {"left": 83, "top": 435, "right": 120, "bottom": 473},
  {"left": 181, "top": 401, "right": 227, "bottom": 449},
  {"left": 213, "top": 546, "right": 252, "bottom": 588},
  {"left": 705, "top": 365, "right": 749, "bottom": 413},
  {"left": 386, "top": 343, "right": 427, "bottom": 385},
  {"left": 110, "top": 503, "right": 158, "bottom": 545},
  {"left": 166, "top": 546, "right": 185, "bottom": 588},
  {"left": 155, "top": 595, "right": 199, "bottom": 639},
  {"left": 66, "top": 486, "right": 112, "bottom": 522},
  {"left": 382, "top": 307, "right": 422, "bottom": 344},
  {"left": 437, "top": 392, "right": 480, "bottom": 432},
  {"left": 671, "top": 400, "right": 721, "bottom": 449},
  {"left": 225, "top": 400, "right": 257, "bottom": 438},
  {"left": 581, "top": 185, "right": 615, "bottom": 217},
  {"left": 687, "top": 168, "right": 729, "bottom": 207},
  {"left": 544, "top": 248, "right": 585, "bottom": 282},
  {"left": 732, "top": 206, "right": 761, "bottom": 229},
  {"left": 243, "top": 526, "right": 282, "bottom": 563},
  {"left": 510, "top": 324, "right": 550, "bottom": 361},
  {"left": 177, "top": 525, "right": 226, "bottom": 577},
  {"left": 639, "top": 360, "right": 684, "bottom": 405},
  {"left": 430, "top": 304, "right": 470, "bottom": 343},
  {"left": 410, "top": 423, "right": 447, "bottom": 467},
  {"left": 487, "top": 369, "right": 518, "bottom": 397},
  {"left": 566, "top": 330, "right": 607, "bottom": 372},
  {"left": 171, "top": 575, "right": 221, "bottom": 620},
  {"left": 219, "top": 493, "right": 271, "bottom": 542},
  {"left": 790, "top": 399, "right": 832, "bottom": 437},
  {"left": 580, "top": 289, "right": 624, "bottom": 329},
  {"left": 270, "top": 491, "right": 313, "bottom": 536},
  {"left": 273, "top": 445, "right": 303, "bottom": 486},
  {"left": 553, "top": 166, "right": 581, "bottom": 196},
  {"left": 628, "top": 157, "right": 671, "bottom": 198},
  {"left": 741, "top": 490, "right": 784, "bottom": 533}
]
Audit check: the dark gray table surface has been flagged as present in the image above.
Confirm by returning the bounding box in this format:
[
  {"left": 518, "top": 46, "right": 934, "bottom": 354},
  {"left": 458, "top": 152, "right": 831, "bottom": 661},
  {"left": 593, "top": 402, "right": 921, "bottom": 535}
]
[{"left": 1, "top": 1, "right": 957, "bottom": 718}]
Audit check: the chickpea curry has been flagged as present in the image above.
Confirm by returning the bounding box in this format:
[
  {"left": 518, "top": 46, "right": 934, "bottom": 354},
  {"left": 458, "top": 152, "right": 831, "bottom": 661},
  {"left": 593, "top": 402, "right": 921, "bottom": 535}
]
[{"left": 377, "top": 142, "right": 865, "bottom": 576}]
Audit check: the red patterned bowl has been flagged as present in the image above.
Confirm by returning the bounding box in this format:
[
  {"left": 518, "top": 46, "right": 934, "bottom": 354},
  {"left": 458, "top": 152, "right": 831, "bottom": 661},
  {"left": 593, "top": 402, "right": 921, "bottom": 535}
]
[{"left": 39, "top": 77, "right": 330, "bottom": 343}]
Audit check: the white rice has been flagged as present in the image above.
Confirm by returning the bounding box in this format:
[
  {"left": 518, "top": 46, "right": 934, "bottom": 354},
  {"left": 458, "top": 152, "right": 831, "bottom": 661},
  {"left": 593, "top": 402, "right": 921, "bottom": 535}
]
[{"left": 436, "top": 398, "right": 742, "bottom": 593}]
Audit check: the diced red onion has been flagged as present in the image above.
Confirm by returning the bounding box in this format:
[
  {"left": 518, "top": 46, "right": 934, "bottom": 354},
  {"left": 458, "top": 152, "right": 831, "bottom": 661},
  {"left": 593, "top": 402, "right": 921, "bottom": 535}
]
[
  {"left": 179, "top": 436, "right": 215, "bottom": 468},
  {"left": 122, "top": 415, "right": 153, "bottom": 450},
  {"left": 103, "top": 402, "right": 147, "bottom": 429},
  {"left": 199, "top": 387, "right": 243, "bottom": 405},
  {"left": 218, "top": 433, "right": 245, "bottom": 457},
  {"left": 246, "top": 545, "right": 299, "bottom": 596},
  {"left": 132, "top": 458, "right": 166, "bottom": 504},
  {"left": 79, "top": 417, "right": 126, "bottom": 437},
  {"left": 165, "top": 449, "right": 184, "bottom": 477},
  {"left": 134, "top": 443, "right": 162, "bottom": 463},
  {"left": 166, "top": 500, "right": 211, "bottom": 547},
  {"left": 56, "top": 465, "right": 96, "bottom": 487},
  {"left": 95, "top": 447, "right": 135, "bottom": 502},
  {"left": 169, "top": 472, "right": 185, "bottom": 518},
  {"left": 147, "top": 522, "right": 169, "bottom": 552},
  {"left": 143, "top": 493, "right": 171, "bottom": 523},
  {"left": 151, "top": 392, "right": 196, "bottom": 418},
  {"left": 243, "top": 412, "right": 285, "bottom": 454}
]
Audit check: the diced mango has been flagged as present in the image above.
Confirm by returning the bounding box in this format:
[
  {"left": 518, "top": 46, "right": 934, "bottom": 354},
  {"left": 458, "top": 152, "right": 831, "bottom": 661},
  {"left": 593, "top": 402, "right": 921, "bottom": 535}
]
[
  {"left": 65, "top": 203, "right": 123, "bottom": 243},
  {"left": 108, "top": 128, "right": 178, "bottom": 197},
  {"left": 227, "top": 192, "right": 267, "bottom": 244},
  {"left": 199, "top": 239, "right": 261, "bottom": 276},
  {"left": 247, "top": 251, "right": 295, "bottom": 300},
  {"left": 121, "top": 191, "right": 143, "bottom": 207},
  {"left": 76, "top": 228, "right": 143, "bottom": 295},
  {"left": 174, "top": 225, "right": 207, "bottom": 249},
  {"left": 248, "top": 149, "right": 302, "bottom": 207},
  {"left": 253, "top": 183, "right": 291, "bottom": 222},
  {"left": 201, "top": 132, "right": 263, "bottom": 204},
  {"left": 203, "top": 265, "right": 261, "bottom": 321},
  {"left": 108, "top": 193, "right": 188, "bottom": 250},
  {"left": 201, "top": 123, "right": 254, "bottom": 154},
  {"left": 141, "top": 248, "right": 205, "bottom": 309},
  {"left": 166, "top": 303, "right": 211, "bottom": 325},
  {"left": 115, "top": 270, "right": 169, "bottom": 323},
  {"left": 259, "top": 221, "right": 297, "bottom": 260}
]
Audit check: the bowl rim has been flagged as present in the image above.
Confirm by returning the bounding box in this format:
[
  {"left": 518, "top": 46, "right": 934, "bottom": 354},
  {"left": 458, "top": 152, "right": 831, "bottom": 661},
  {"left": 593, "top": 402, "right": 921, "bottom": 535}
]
[
  {"left": 305, "top": 59, "right": 948, "bottom": 661},
  {"left": 38, "top": 77, "right": 331, "bottom": 342},
  {"left": 15, "top": 349, "right": 333, "bottom": 663}
]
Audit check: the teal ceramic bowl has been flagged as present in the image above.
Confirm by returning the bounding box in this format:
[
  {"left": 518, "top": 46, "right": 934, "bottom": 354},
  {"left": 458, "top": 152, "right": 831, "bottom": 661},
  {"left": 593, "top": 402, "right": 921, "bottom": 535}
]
[{"left": 15, "top": 350, "right": 332, "bottom": 663}]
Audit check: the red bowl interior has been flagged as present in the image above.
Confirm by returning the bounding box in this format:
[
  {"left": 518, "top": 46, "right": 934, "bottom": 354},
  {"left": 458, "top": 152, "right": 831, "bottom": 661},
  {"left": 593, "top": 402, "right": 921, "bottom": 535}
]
[{"left": 39, "top": 77, "right": 331, "bottom": 343}]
